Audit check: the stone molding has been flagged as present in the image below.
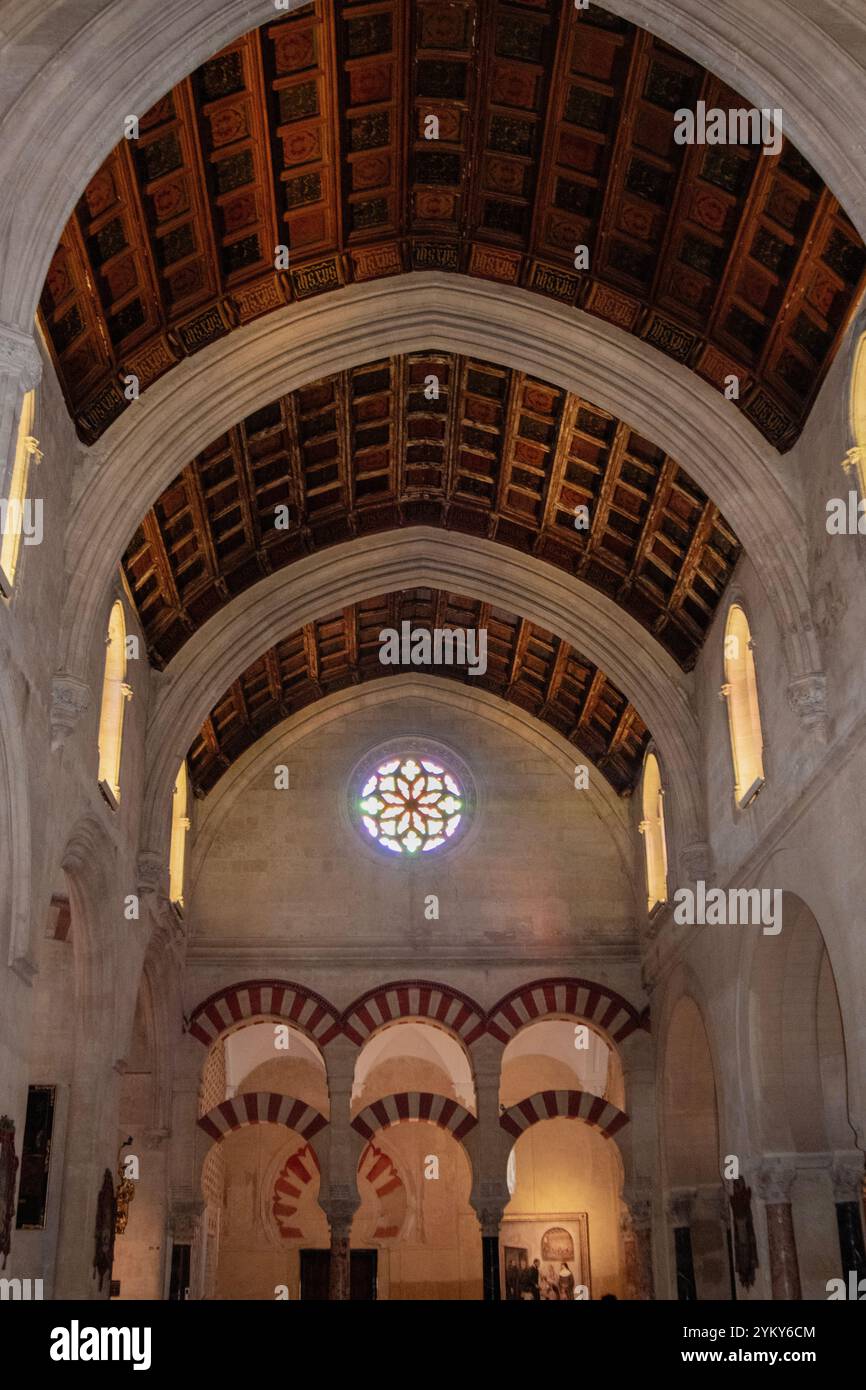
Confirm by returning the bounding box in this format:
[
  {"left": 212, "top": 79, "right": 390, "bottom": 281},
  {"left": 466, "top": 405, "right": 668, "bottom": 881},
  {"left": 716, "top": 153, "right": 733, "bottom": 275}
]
[
  {"left": 831, "top": 1154, "right": 866, "bottom": 1204},
  {"left": 0, "top": 321, "right": 41, "bottom": 392},
  {"left": 49, "top": 674, "right": 91, "bottom": 753},
  {"left": 787, "top": 673, "right": 828, "bottom": 733},
  {"left": 140, "top": 528, "right": 704, "bottom": 857},
  {"left": 56, "top": 276, "right": 817, "bottom": 701},
  {"left": 756, "top": 1157, "right": 798, "bottom": 1205}
]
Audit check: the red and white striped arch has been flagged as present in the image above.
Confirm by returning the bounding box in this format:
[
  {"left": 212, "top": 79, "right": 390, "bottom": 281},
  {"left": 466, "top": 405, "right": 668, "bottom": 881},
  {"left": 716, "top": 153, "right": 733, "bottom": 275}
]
[
  {"left": 342, "top": 981, "right": 486, "bottom": 1047},
  {"left": 188, "top": 979, "right": 341, "bottom": 1048},
  {"left": 499, "top": 1089, "right": 629, "bottom": 1141},
  {"left": 352, "top": 1092, "right": 477, "bottom": 1143},
  {"left": 197, "top": 1092, "right": 328, "bottom": 1144},
  {"left": 488, "top": 978, "right": 647, "bottom": 1045}
]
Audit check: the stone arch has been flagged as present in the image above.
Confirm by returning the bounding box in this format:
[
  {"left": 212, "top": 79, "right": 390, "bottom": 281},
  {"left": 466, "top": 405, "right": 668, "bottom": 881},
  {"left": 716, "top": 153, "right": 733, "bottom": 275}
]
[
  {"left": 3, "top": 0, "right": 866, "bottom": 346},
  {"left": 58, "top": 276, "right": 817, "bottom": 699},
  {"left": 741, "top": 892, "right": 858, "bottom": 1156},
  {"left": 343, "top": 982, "right": 486, "bottom": 1049},
  {"left": 488, "top": 977, "right": 648, "bottom": 1048},
  {"left": 351, "top": 1093, "right": 477, "bottom": 1145},
  {"left": 186, "top": 677, "right": 638, "bottom": 916},
  {"left": 197, "top": 1093, "right": 327, "bottom": 1144},
  {"left": 659, "top": 994, "right": 722, "bottom": 1190},
  {"left": 499, "top": 1090, "right": 629, "bottom": 1142},
  {"left": 60, "top": 814, "right": 122, "bottom": 1051},
  {"left": 140, "top": 532, "right": 704, "bottom": 872},
  {"left": 188, "top": 979, "right": 341, "bottom": 1049}
]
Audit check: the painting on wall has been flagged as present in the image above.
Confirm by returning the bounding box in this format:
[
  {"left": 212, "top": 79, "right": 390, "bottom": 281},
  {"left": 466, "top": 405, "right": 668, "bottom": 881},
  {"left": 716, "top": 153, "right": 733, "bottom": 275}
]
[{"left": 501, "top": 1214, "right": 591, "bottom": 1300}]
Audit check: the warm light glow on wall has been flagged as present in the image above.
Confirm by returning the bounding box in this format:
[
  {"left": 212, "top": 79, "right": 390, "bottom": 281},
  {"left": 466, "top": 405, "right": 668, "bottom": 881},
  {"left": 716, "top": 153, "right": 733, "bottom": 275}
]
[
  {"left": 640, "top": 752, "right": 668, "bottom": 911},
  {"left": 722, "top": 604, "right": 765, "bottom": 808},
  {"left": 0, "top": 390, "right": 38, "bottom": 593},
  {"left": 97, "top": 601, "right": 131, "bottom": 806},
  {"left": 850, "top": 333, "right": 866, "bottom": 495},
  {"left": 169, "top": 761, "right": 190, "bottom": 908}
]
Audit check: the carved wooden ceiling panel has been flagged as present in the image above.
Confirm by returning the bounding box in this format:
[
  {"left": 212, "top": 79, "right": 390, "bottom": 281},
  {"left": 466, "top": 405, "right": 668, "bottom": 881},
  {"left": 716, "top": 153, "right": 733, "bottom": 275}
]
[
  {"left": 188, "top": 586, "right": 650, "bottom": 795},
  {"left": 40, "top": 1, "right": 865, "bottom": 451},
  {"left": 121, "top": 351, "right": 740, "bottom": 671}
]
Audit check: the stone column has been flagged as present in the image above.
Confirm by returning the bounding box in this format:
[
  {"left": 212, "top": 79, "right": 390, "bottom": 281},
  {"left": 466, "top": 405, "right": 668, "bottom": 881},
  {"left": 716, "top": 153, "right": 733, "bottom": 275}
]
[
  {"left": 321, "top": 1196, "right": 355, "bottom": 1301},
  {"left": 695, "top": 1186, "right": 735, "bottom": 1300},
  {"left": 321, "top": 1038, "right": 361, "bottom": 1300},
  {"left": 621, "top": 1186, "right": 655, "bottom": 1299},
  {"left": 757, "top": 1159, "right": 801, "bottom": 1300},
  {"left": 465, "top": 1035, "right": 510, "bottom": 1300},
  {"left": 53, "top": 1052, "right": 121, "bottom": 1299},
  {"left": 474, "top": 1200, "right": 507, "bottom": 1301},
  {"left": 831, "top": 1155, "right": 866, "bottom": 1284}
]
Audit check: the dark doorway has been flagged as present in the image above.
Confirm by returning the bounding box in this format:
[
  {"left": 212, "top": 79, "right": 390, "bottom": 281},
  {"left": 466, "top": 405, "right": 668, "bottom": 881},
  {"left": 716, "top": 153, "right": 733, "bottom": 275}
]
[
  {"left": 169, "top": 1243, "right": 191, "bottom": 1301},
  {"left": 300, "top": 1248, "right": 378, "bottom": 1300}
]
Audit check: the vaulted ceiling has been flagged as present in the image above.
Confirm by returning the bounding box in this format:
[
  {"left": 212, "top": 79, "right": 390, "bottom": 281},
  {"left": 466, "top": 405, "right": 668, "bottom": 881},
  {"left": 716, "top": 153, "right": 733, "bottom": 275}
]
[
  {"left": 39, "top": 0, "right": 865, "bottom": 451},
  {"left": 188, "top": 586, "right": 650, "bottom": 795},
  {"left": 121, "top": 351, "right": 741, "bottom": 671}
]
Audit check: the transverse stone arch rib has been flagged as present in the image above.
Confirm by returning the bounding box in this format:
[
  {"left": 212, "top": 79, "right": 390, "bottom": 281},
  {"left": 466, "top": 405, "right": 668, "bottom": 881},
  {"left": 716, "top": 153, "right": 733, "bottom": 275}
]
[
  {"left": 352, "top": 1093, "right": 477, "bottom": 1144},
  {"left": 186, "top": 677, "right": 638, "bottom": 912},
  {"left": 488, "top": 978, "right": 649, "bottom": 1046},
  {"left": 3, "top": 0, "right": 866, "bottom": 342},
  {"left": 500, "top": 1090, "right": 629, "bottom": 1141},
  {"left": 343, "top": 982, "right": 487, "bottom": 1048},
  {"left": 140, "top": 531, "right": 705, "bottom": 867},
  {"left": 188, "top": 979, "right": 341, "bottom": 1048},
  {"left": 197, "top": 1092, "right": 328, "bottom": 1143},
  {"left": 33, "top": 6, "right": 866, "bottom": 455},
  {"left": 58, "top": 277, "right": 819, "bottom": 699}
]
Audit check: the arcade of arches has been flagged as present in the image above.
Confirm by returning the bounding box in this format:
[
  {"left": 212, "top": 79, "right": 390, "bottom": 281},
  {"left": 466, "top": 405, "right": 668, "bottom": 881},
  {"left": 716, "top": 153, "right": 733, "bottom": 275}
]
[{"left": 2, "top": 0, "right": 866, "bottom": 1305}]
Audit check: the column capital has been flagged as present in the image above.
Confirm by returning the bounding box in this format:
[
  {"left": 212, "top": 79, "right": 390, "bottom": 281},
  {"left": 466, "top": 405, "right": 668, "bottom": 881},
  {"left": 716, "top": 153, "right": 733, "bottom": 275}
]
[
  {"left": 831, "top": 1154, "right": 866, "bottom": 1204},
  {"left": 321, "top": 1189, "right": 359, "bottom": 1240},
  {"left": 622, "top": 1180, "right": 654, "bottom": 1229},
  {"left": 50, "top": 674, "right": 91, "bottom": 752},
  {"left": 678, "top": 841, "right": 711, "bottom": 884},
  {"left": 756, "top": 1156, "right": 798, "bottom": 1204},
  {"left": 695, "top": 1184, "right": 728, "bottom": 1224},
  {"left": 667, "top": 1187, "right": 697, "bottom": 1226},
  {"left": 169, "top": 1199, "right": 205, "bottom": 1242},
  {"left": 475, "top": 1204, "right": 507, "bottom": 1238},
  {"left": 0, "top": 321, "right": 42, "bottom": 392},
  {"left": 787, "top": 673, "right": 827, "bottom": 733}
]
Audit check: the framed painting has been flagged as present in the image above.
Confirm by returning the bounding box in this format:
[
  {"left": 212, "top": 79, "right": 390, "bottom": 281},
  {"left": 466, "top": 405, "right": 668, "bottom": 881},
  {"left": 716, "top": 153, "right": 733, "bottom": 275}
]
[{"left": 500, "top": 1214, "right": 591, "bottom": 1300}]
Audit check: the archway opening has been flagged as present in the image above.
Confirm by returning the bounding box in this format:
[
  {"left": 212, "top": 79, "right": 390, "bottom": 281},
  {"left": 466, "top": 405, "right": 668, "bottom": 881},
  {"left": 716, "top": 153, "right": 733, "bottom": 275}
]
[{"left": 662, "top": 996, "right": 730, "bottom": 1300}]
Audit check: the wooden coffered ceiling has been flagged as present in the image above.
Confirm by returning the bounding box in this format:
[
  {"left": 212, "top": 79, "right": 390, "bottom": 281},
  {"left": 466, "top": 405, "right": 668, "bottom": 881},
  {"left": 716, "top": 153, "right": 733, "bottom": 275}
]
[
  {"left": 188, "top": 586, "right": 650, "bottom": 795},
  {"left": 40, "top": 1, "right": 866, "bottom": 451},
  {"left": 122, "top": 352, "right": 741, "bottom": 671}
]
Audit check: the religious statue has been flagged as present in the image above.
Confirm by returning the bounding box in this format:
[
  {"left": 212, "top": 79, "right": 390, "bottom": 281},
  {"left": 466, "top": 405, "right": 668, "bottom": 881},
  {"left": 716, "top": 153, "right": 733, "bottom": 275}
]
[{"left": 729, "top": 1175, "right": 758, "bottom": 1288}]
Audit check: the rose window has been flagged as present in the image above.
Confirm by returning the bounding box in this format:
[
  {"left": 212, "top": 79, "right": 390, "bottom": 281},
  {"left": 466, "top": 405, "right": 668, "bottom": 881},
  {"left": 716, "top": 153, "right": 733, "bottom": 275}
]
[{"left": 356, "top": 755, "right": 465, "bottom": 855}]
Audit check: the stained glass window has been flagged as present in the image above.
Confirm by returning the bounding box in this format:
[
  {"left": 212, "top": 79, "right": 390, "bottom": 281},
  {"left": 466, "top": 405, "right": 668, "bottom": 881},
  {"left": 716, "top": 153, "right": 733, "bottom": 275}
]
[{"left": 356, "top": 754, "right": 465, "bottom": 855}]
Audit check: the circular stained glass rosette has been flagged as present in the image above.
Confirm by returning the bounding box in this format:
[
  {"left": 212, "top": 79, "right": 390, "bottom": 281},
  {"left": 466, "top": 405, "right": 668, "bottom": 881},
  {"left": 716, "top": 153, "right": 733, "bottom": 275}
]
[{"left": 357, "top": 756, "right": 464, "bottom": 855}]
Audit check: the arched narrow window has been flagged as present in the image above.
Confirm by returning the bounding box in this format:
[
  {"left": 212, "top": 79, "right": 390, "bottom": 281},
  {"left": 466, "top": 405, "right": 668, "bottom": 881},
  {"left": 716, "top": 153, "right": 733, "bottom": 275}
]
[
  {"left": 639, "top": 752, "right": 668, "bottom": 911},
  {"left": 97, "top": 601, "right": 131, "bottom": 808},
  {"left": 848, "top": 332, "right": 866, "bottom": 495},
  {"left": 169, "top": 761, "right": 190, "bottom": 909},
  {"left": 722, "top": 604, "right": 765, "bottom": 808},
  {"left": 0, "top": 390, "right": 41, "bottom": 595}
]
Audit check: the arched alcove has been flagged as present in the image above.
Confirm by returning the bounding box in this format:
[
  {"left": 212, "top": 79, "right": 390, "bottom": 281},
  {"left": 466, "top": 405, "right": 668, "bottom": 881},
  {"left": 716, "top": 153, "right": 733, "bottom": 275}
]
[
  {"left": 352, "top": 1020, "right": 476, "bottom": 1114},
  {"left": 746, "top": 893, "right": 858, "bottom": 1298},
  {"left": 503, "top": 1116, "right": 624, "bottom": 1299},
  {"left": 661, "top": 994, "right": 729, "bottom": 1301},
  {"left": 500, "top": 1019, "right": 625, "bottom": 1114}
]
